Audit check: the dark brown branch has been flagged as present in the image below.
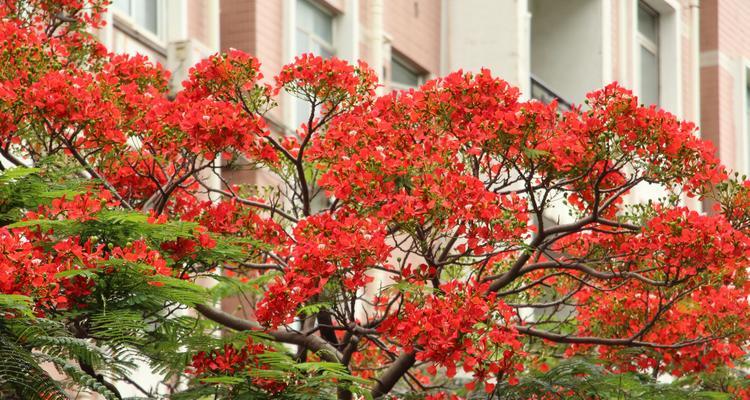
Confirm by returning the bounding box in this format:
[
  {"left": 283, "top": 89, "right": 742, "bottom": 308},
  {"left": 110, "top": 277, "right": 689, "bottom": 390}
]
[
  {"left": 237, "top": 262, "right": 284, "bottom": 271},
  {"left": 0, "top": 146, "right": 24, "bottom": 167},
  {"left": 78, "top": 358, "right": 122, "bottom": 399},
  {"left": 58, "top": 135, "right": 133, "bottom": 210},
  {"left": 203, "top": 186, "right": 299, "bottom": 223},
  {"left": 518, "top": 261, "right": 674, "bottom": 287},
  {"left": 515, "top": 325, "right": 719, "bottom": 349},
  {"left": 371, "top": 351, "right": 417, "bottom": 398},
  {"left": 317, "top": 309, "right": 340, "bottom": 346},
  {"left": 194, "top": 304, "right": 343, "bottom": 362}
]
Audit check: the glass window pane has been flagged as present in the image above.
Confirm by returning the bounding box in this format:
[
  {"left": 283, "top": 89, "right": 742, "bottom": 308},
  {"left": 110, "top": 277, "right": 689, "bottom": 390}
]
[
  {"left": 312, "top": 8, "right": 333, "bottom": 42},
  {"left": 640, "top": 46, "right": 659, "bottom": 106},
  {"left": 130, "top": 0, "right": 158, "bottom": 34},
  {"left": 296, "top": 29, "right": 309, "bottom": 54},
  {"left": 296, "top": 0, "right": 333, "bottom": 50},
  {"left": 318, "top": 44, "right": 334, "bottom": 59},
  {"left": 638, "top": 3, "right": 658, "bottom": 44},
  {"left": 112, "top": 0, "right": 130, "bottom": 14},
  {"left": 392, "top": 58, "right": 420, "bottom": 88},
  {"left": 296, "top": 0, "right": 314, "bottom": 32},
  {"left": 306, "top": 40, "right": 333, "bottom": 58},
  {"left": 311, "top": 41, "right": 323, "bottom": 56},
  {"left": 320, "top": 49, "right": 334, "bottom": 58}
]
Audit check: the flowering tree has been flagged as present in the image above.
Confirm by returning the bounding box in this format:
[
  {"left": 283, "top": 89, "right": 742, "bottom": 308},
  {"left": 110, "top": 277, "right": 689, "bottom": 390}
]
[{"left": 0, "top": 1, "right": 749, "bottom": 399}]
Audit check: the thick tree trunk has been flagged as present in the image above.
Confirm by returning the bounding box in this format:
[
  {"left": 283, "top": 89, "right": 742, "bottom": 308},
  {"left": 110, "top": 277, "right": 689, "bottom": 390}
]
[{"left": 371, "top": 352, "right": 416, "bottom": 398}]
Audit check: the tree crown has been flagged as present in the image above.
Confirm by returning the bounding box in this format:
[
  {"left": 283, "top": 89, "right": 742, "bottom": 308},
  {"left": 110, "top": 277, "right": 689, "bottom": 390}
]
[{"left": 0, "top": 1, "right": 748, "bottom": 399}]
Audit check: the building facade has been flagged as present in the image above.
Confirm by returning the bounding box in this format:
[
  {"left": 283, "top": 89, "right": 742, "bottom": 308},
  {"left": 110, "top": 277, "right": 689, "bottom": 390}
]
[
  {"left": 216, "top": 0, "right": 704, "bottom": 130},
  {"left": 217, "top": 0, "right": 706, "bottom": 205},
  {"left": 221, "top": 0, "right": 441, "bottom": 130},
  {"left": 97, "top": 0, "right": 221, "bottom": 95},
  {"left": 89, "top": 0, "right": 750, "bottom": 203}
]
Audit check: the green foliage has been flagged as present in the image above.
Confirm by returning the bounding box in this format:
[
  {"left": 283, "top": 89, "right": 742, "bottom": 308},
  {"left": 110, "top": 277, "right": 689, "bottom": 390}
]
[
  {"left": 673, "top": 359, "right": 750, "bottom": 399},
  {"left": 476, "top": 358, "right": 734, "bottom": 400},
  {"left": 207, "top": 273, "right": 279, "bottom": 303},
  {"left": 8, "top": 210, "right": 198, "bottom": 248},
  {"left": 0, "top": 314, "right": 127, "bottom": 400},
  {"left": 175, "top": 349, "right": 373, "bottom": 400},
  {"left": 0, "top": 331, "right": 69, "bottom": 400},
  {"left": 0, "top": 167, "right": 87, "bottom": 226},
  {"left": 0, "top": 167, "right": 367, "bottom": 399},
  {"left": 0, "top": 294, "right": 35, "bottom": 317}
]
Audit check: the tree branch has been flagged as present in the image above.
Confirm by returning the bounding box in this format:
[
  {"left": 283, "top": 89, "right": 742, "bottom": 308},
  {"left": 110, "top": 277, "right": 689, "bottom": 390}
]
[
  {"left": 515, "top": 325, "right": 719, "bottom": 349},
  {"left": 202, "top": 185, "right": 299, "bottom": 223},
  {"left": 371, "top": 351, "right": 416, "bottom": 398},
  {"left": 58, "top": 135, "right": 133, "bottom": 210},
  {"left": 194, "top": 304, "right": 343, "bottom": 362}
]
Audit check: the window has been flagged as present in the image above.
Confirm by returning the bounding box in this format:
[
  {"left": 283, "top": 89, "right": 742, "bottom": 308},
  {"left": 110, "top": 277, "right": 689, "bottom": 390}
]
[
  {"left": 112, "top": 0, "right": 160, "bottom": 36},
  {"left": 294, "top": 0, "right": 335, "bottom": 126},
  {"left": 390, "top": 56, "right": 424, "bottom": 91},
  {"left": 637, "top": 2, "right": 659, "bottom": 106},
  {"left": 296, "top": 0, "right": 334, "bottom": 57}
]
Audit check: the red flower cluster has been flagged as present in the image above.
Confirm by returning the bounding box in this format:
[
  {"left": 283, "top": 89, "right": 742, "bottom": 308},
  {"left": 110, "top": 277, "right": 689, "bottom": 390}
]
[
  {"left": 181, "top": 49, "right": 266, "bottom": 100},
  {"left": 275, "top": 54, "right": 377, "bottom": 121},
  {"left": 0, "top": 189, "right": 178, "bottom": 315},
  {"left": 559, "top": 207, "right": 750, "bottom": 374},
  {"left": 0, "top": 228, "right": 66, "bottom": 314},
  {"left": 125, "top": 51, "right": 277, "bottom": 163},
  {"left": 0, "top": 226, "right": 173, "bottom": 315},
  {"left": 379, "top": 280, "right": 523, "bottom": 386},
  {"left": 311, "top": 71, "right": 530, "bottom": 260},
  {"left": 28, "top": 191, "right": 117, "bottom": 222},
  {"left": 257, "top": 211, "right": 390, "bottom": 328}
]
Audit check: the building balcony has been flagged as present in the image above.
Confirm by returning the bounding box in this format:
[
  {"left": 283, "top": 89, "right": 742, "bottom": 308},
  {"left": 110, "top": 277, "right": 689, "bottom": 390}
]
[{"left": 530, "top": 74, "right": 572, "bottom": 111}]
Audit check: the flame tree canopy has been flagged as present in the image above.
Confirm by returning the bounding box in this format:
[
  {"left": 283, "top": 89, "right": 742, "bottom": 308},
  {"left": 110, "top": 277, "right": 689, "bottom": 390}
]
[{"left": 0, "top": 1, "right": 748, "bottom": 399}]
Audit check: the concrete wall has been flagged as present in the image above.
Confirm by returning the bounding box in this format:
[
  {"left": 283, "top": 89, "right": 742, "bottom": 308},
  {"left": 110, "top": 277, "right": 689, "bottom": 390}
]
[
  {"left": 255, "top": 0, "right": 286, "bottom": 84},
  {"left": 444, "top": 0, "right": 530, "bottom": 95},
  {"left": 530, "top": 0, "right": 603, "bottom": 104}
]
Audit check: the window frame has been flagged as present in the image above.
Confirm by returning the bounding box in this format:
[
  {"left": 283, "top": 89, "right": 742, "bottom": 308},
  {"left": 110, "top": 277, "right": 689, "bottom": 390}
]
[
  {"left": 738, "top": 62, "right": 750, "bottom": 173},
  {"left": 292, "top": 0, "right": 338, "bottom": 127},
  {"left": 111, "top": 0, "right": 167, "bottom": 46},
  {"left": 637, "top": 0, "right": 660, "bottom": 106},
  {"left": 389, "top": 53, "right": 426, "bottom": 91},
  {"left": 295, "top": 0, "right": 336, "bottom": 57}
]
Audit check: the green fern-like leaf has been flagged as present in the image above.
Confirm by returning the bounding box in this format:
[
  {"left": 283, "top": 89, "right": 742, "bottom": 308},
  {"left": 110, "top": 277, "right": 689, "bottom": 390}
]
[{"left": 0, "top": 333, "right": 70, "bottom": 400}]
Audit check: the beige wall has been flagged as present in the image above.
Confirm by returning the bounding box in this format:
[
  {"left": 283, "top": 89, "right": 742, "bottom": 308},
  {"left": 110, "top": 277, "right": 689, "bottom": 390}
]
[
  {"left": 255, "top": 0, "right": 286, "bottom": 82},
  {"left": 220, "top": 0, "right": 442, "bottom": 125},
  {"left": 443, "top": 0, "right": 531, "bottom": 94},
  {"left": 530, "top": 0, "right": 603, "bottom": 104},
  {"left": 100, "top": 0, "right": 750, "bottom": 178},
  {"left": 219, "top": 0, "right": 741, "bottom": 190}
]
